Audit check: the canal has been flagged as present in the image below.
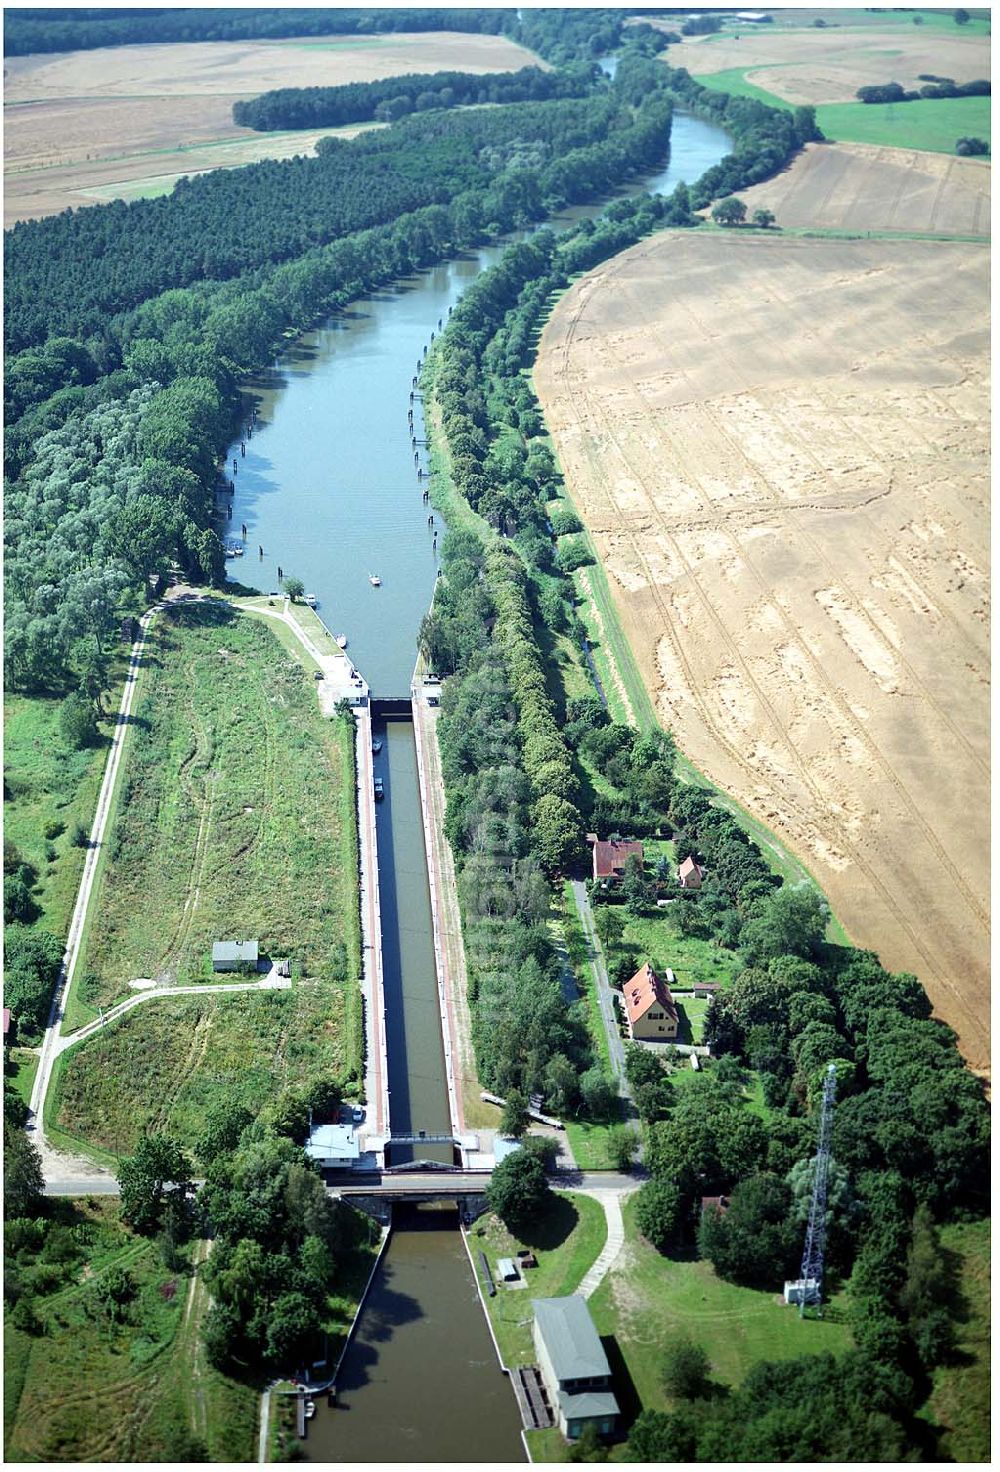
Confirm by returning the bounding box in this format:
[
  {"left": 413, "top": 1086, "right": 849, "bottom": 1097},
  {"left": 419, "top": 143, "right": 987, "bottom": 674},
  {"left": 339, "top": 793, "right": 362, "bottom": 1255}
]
[{"left": 225, "top": 108, "right": 732, "bottom": 1464}]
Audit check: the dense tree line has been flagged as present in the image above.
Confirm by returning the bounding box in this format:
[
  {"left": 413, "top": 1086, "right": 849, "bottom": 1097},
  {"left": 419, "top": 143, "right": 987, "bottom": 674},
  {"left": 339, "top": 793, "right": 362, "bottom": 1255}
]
[
  {"left": 649, "top": 57, "right": 824, "bottom": 209},
  {"left": 233, "top": 63, "right": 595, "bottom": 131},
  {"left": 6, "top": 96, "right": 632, "bottom": 354},
  {"left": 857, "top": 77, "right": 989, "bottom": 103},
  {"left": 3, "top": 7, "right": 509, "bottom": 55}
]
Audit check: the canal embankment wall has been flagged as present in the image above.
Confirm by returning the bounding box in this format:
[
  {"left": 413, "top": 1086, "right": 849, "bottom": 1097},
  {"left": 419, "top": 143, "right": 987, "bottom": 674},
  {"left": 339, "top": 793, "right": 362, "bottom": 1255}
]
[
  {"left": 410, "top": 676, "right": 466, "bottom": 1140},
  {"left": 354, "top": 701, "right": 390, "bottom": 1141}
]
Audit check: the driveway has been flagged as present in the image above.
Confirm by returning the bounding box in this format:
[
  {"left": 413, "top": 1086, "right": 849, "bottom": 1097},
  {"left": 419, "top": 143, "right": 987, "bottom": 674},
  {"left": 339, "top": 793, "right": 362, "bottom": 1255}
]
[{"left": 570, "top": 879, "right": 629, "bottom": 1096}]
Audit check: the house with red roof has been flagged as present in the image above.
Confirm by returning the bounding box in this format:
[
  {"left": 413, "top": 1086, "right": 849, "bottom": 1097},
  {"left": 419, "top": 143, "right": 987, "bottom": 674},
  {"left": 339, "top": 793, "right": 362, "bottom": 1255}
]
[
  {"left": 588, "top": 834, "right": 644, "bottom": 887},
  {"left": 678, "top": 855, "right": 705, "bottom": 890},
  {"left": 622, "top": 962, "right": 679, "bottom": 1042}
]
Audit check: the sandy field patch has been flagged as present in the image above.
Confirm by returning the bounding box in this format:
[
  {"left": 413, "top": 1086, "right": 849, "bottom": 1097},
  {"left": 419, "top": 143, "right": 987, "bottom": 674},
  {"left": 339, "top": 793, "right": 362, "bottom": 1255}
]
[
  {"left": 734, "top": 140, "right": 991, "bottom": 235},
  {"left": 3, "top": 30, "right": 539, "bottom": 220},
  {"left": 673, "top": 25, "right": 989, "bottom": 104},
  {"left": 535, "top": 232, "right": 989, "bottom": 1073}
]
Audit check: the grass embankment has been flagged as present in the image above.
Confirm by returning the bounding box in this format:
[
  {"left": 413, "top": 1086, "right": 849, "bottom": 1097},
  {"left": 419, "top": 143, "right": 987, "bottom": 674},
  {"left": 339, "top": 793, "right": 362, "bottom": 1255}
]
[
  {"left": 693, "top": 70, "right": 991, "bottom": 154},
  {"left": 64, "top": 601, "right": 360, "bottom": 1025},
  {"left": 469, "top": 1192, "right": 607, "bottom": 1369},
  {"left": 923, "top": 1218, "right": 990, "bottom": 1462},
  {"left": 3, "top": 648, "right": 130, "bottom": 941},
  {"left": 4, "top": 1200, "right": 256, "bottom": 1463},
  {"left": 52, "top": 985, "right": 352, "bottom": 1165}
]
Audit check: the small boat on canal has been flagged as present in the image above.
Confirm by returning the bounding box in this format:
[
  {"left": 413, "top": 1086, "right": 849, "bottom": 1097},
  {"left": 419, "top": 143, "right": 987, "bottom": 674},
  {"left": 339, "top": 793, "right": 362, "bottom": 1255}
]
[
  {"left": 303, "top": 593, "right": 318, "bottom": 607},
  {"left": 335, "top": 634, "right": 348, "bottom": 648},
  {"left": 368, "top": 572, "right": 382, "bottom": 586},
  {"left": 371, "top": 738, "right": 383, "bottom": 754}
]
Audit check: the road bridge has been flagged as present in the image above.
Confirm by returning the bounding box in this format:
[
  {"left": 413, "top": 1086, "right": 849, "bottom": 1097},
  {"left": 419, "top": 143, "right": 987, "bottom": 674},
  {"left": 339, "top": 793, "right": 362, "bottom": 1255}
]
[{"left": 328, "top": 1168, "right": 493, "bottom": 1223}]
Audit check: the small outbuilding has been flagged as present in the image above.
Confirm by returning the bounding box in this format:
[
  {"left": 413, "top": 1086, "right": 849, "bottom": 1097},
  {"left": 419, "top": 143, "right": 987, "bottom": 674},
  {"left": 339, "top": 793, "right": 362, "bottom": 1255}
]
[
  {"left": 498, "top": 1257, "right": 521, "bottom": 1283},
  {"left": 701, "top": 1194, "right": 731, "bottom": 1218},
  {"left": 692, "top": 981, "right": 720, "bottom": 999},
  {"left": 678, "top": 856, "right": 705, "bottom": 890},
  {"left": 533, "top": 1295, "right": 619, "bottom": 1441},
  {"left": 212, "top": 939, "right": 259, "bottom": 972},
  {"left": 304, "top": 1124, "right": 360, "bottom": 1169}
]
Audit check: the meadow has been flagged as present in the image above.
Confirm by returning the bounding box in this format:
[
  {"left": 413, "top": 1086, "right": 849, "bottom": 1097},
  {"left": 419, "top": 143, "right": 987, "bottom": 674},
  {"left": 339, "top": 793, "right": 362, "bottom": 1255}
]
[
  {"left": 51, "top": 981, "right": 357, "bottom": 1165},
  {"left": 3, "top": 1200, "right": 256, "bottom": 1463},
  {"left": 4, "top": 647, "right": 130, "bottom": 942},
  {"left": 70, "top": 601, "right": 359, "bottom": 1021}
]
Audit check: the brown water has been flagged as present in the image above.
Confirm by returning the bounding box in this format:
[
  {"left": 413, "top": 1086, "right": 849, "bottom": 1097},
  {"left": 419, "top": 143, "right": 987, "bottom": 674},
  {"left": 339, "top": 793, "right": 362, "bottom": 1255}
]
[{"left": 307, "top": 1206, "right": 521, "bottom": 1463}]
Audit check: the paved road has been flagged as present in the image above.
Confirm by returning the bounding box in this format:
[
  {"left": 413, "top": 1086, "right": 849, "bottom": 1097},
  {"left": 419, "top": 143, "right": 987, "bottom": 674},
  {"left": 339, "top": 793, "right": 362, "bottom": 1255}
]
[
  {"left": 28, "top": 605, "right": 161, "bottom": 1185},
  {"left": 570, "top": 879, "right": 629, "bottom": 1093}
]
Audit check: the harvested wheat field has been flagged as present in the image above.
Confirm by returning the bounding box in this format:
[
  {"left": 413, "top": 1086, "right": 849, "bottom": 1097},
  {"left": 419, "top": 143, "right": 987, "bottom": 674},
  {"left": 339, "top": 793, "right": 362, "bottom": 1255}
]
[
  {"left": 672, "top": 21, "right": 989, "bottom": 104},
  {"left": 735, "top": 140, "right": 991, "bottom": 236},
  {"left": 3, "top": 30, "right": 539, "bottom": 221},
  {"left": 536, "top": 232, "right": 990, "bottom": 1073}
]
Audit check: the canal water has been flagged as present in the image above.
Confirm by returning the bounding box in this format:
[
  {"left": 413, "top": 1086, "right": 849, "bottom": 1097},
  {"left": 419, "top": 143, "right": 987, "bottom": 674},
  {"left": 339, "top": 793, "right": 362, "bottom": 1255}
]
[{"left": 224, "top": 109, "right": 732, "bottom": 1464}]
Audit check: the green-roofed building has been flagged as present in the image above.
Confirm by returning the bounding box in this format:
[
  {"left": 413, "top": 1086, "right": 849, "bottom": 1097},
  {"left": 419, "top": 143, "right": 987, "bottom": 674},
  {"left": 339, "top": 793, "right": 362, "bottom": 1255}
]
[{"left": 532, "top": 1295, "right": 619, "bottom": 1441}]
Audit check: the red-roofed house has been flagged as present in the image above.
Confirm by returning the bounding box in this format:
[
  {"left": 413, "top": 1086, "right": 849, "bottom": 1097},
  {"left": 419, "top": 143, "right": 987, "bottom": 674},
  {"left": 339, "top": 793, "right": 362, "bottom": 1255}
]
[
  {"left": 622, "top": 963, "right": 679, "bottom": 1042},
  {"left": 701, "top": 1195, "right": 730, "bottom": 1217},
  {"left": 678, "top": 856, "right": 705, "bottom": 890},
  {"left": 589, "top": 835, "right": 644, "bottom": 887}
]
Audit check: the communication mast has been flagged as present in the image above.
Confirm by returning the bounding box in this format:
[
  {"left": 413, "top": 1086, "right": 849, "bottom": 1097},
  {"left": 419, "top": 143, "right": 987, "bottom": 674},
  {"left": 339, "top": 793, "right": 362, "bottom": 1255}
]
[{"left": 784, "top": 1062, "right": 837, "bottom": 1317}]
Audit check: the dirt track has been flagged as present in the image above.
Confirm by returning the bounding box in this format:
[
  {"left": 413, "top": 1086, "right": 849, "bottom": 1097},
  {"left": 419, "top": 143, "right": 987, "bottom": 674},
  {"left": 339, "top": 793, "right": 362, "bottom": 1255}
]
[
  {"left": 3, "top": 31, "right": 538, "bottom": 221},
  {"left": 535, "top": 231, "right": 990, "bottom": 1073},
  {"left": 735, "top": 140, "right": 991, "bottom": 236}
]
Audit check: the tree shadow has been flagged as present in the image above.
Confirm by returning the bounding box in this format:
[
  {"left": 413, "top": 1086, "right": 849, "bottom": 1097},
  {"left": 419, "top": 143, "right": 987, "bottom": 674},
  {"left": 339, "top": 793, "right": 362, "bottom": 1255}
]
[{"left": 520, "top": 1193, "right": 579, "bottom": 1252}]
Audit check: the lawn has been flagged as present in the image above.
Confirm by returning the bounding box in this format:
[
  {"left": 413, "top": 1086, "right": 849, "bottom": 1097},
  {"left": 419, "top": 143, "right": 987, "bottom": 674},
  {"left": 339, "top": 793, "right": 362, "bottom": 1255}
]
[
  {"left": 468, "top": 1191, "right": 608, "bottom": 1368},
  {"left": 3, "top": 646, "right": 130, "bottom": 942},
  {"left": 66, "top": 601, "right": 360, "bottom": 1022},
  {"left": 922, "top": 1217, "right": 990, "bottom": 1462},
  {"left": 51, "top": 980, "right": 358, "bottom": 1165},
  {"left": 588, "top": 1195, "right": 850, "bottom": 1424},
  {"left": 3, "top": 1199, "right": 257, "bottom": 1463},
  {"left": 5, "top": 1049, "right": 39, "bottom": 1111},
  {"left": 617, "top": 910, "right": 743, "bottom": 993}
]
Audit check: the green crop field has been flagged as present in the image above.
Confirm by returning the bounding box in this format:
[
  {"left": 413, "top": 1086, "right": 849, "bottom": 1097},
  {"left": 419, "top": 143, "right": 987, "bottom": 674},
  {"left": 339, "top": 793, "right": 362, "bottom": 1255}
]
[
  {"left": 67, "top": 601, "right": 359, "bottom": 1021},
  {"left": 470, "top": 1191, "right": 608, "bottom": 1368},
  {"left": 4, "top": 1200, "right": 256, "bottom": 1463},
  {"left": 51, "top": 981, "right": 358, "bottom": 1164},
  {"left": 816, "top": 95, "right": 991, "bottom": 153},
  {"left": 693, "top": 70, "right": 991, "bottom": 155}
]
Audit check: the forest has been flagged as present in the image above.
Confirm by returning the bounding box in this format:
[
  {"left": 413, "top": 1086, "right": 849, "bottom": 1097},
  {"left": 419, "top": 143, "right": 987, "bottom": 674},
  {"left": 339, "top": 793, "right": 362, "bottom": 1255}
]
[
  {"left": 233, "top": 63, "right": 595, "bottom": 131},
  {"left": 4, "top": 6, "right": 656, "bottom": 60},
  {"left": 2, "top": 6, "right": 509, "bottom": 54}
]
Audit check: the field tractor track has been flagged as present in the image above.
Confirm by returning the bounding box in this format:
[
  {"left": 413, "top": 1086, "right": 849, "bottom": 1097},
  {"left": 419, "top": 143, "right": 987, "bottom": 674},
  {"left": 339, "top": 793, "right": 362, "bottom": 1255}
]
[{"left": 557, "top": 289, "right": 950, "bottom": 986}]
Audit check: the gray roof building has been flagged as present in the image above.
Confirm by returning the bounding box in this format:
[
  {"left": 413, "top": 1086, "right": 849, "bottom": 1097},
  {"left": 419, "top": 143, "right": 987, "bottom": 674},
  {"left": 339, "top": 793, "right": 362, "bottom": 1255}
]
[
  {"left": 212, "top": 939, "right": 259, "bottom": 969},
  {"left": 532, "top": 1295, "right": 620, "bottom": 1440}
]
